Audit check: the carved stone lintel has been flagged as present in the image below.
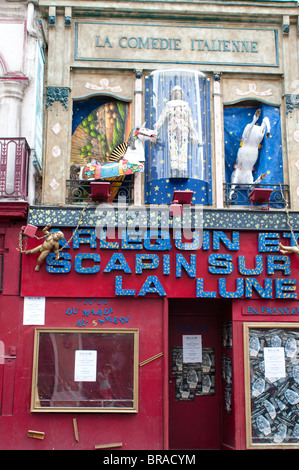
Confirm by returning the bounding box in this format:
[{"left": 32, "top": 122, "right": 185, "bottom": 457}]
[
  {"left": 285, "top": 94, "right": 299, "bottom": 116},
  {"left": 46, "top": 87, "right": 69, "bottom": 110}
]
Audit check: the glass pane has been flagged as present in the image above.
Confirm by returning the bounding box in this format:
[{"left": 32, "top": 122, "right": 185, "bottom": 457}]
[
  {"left": 145, "top": 68, "right": 212, "bottom": 205},
  {"left": 32, "top": 329, "right": 138, "bottom": 412},
  {"left": 245, "top": 324, "right": 299, "bottom": 447},
  {"left": 224, "top": 104, "right": 283, "bottom": 207}
]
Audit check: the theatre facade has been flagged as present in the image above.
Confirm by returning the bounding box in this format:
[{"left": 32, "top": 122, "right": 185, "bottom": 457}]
[{"left": 1, "top": 0, "right": 299, "bottom": 451}]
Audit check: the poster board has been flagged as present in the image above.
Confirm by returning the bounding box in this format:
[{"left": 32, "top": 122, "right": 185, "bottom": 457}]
[
  {"left": 31, "top": 328, "right": 139, "bottom": 413},
  {"left": 244, "top": 322, "right": 299, "bottom": 449}
]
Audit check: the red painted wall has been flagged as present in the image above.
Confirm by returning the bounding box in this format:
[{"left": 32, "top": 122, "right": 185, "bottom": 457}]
[
  {"left": 232, "top": 298, "right": 299, "bottom": 450},
  {"left": 2, "top": 226, "right": 299, "bottom": 450},
  {"left": 0, "top": 296, "right": 166, "bottom": 450},
  {"left": 21, "top": 229, "right": 299, "bottom": 299}
]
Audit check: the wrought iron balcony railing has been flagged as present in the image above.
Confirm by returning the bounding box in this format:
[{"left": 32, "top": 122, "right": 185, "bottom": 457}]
[
  {"left": 0, "top": 138, "right": 30, "bottom": 200},
  {"left": 223, "top": 182, "right": 290, "bottom": 209},
  {"left": 66, "top": 175, "right": 134, "bottom": 205}
]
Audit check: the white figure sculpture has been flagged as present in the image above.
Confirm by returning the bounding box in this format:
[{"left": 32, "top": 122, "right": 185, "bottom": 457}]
[
  {"left": 229, "top": 109, "right": 270, "bottom": 200},
  {"left": 154, "top": 85, "right": 199, "bottom": 179}
]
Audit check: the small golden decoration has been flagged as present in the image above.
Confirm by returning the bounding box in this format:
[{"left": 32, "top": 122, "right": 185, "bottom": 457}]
[{"left": 25, "top": 224, "right": 64, "bottom": 271}]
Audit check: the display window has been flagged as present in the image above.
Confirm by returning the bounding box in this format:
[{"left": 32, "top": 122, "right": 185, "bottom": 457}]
[
  {"left": 31, "top": 328, "right": 139, "bottom": 413},
  {"left": 244, "top": 322, "right": 299, "bottom": 448},
  {"left": 144, "top": 68, "right": 212, "bottom": 205},
  {"left": 224, "top": 102, "right": 284, "bottom": 207},
  {"left": 69, "top": 98, "right": 133, "bottom": 203}
]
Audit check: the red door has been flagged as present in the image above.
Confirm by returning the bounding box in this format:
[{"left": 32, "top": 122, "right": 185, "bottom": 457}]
[{"left": 169, "top": 300, "right": 222, "bottom": 450}]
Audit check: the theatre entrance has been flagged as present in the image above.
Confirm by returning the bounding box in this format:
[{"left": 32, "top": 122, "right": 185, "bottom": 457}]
[{"left": 168, "top": 299, "right": 233, "bottom": 450}]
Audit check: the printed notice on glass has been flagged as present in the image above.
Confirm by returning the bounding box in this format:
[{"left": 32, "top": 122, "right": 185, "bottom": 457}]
[
  {"left": 23, "top": 297, "right": 45, "bottom": 325},
  {"left": 74, "top": 350, "right": 97, "bottom": 382},
  {"left": 264, "top": 347, "right": 286, "bottom": 380},
  {"left": 183, "top": 335, "right": 202, "bottom": 363}
]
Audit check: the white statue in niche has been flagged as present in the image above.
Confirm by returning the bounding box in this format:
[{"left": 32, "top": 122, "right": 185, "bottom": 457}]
[
  {"left": 229, "top": 108, "right": 271, "bottom": 199},
  {"left": 153, "top": 85, "right": 199, "bottom": 179}
]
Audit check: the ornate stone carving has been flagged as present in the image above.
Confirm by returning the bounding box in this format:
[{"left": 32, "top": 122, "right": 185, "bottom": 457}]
[
  {"left": 285, "top": 94, "right": 299, "bottom": 116},
  {"left": 46, "top": 87, "right": 69, "bottom": 110},
  {"left": 236, "top": 83, "right": 272, "bottom": 97}
]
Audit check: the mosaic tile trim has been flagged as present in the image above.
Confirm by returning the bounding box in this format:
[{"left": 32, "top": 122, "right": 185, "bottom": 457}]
[{"left": 27, "top": 206, "right": 299, "bottom": 232}]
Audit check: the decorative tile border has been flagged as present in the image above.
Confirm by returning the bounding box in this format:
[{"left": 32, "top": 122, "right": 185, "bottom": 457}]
[{"left": 27, "top": 206, "right": 299, "bottom": 232}]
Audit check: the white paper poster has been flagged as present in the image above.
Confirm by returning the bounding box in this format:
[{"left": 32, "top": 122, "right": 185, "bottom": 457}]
[
  {"left": 264, "top": 347, "right": 286, "bottom": 380},
  {"left": 74, "top": 350, "right": 97, "bottom": 382},
  {"left": 183, "top": 335, "right": 202, "bottom": 363},
  {"left": 23, "top": 297, "right": 45, "bottom": 325}
]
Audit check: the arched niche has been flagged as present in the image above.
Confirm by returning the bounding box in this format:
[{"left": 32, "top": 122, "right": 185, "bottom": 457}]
[
  {"left": 144, "top": 69, "right": 212, "bottom": 205},
  {"left": 71, "top": 96, "right": 132, "bottom": 166},
  {"left": 224, "top": 99, "right": 284, "bottom": 206}
]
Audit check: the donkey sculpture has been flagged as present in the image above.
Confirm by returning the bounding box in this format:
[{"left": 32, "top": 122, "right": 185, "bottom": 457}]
[
  {"left": 70, "top": 124, "right": 157, "bottom": 181},
  {"left": 229, "top": 109, "right": 270, "bottom": 200}
]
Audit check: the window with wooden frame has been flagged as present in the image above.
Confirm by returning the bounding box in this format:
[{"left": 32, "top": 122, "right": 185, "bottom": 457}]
[
  {"left": 31, "top": 328, "right": 139, "bottom": 413},
  {"left": 244, "top": 322, "right": 299, "bottom": 449}
]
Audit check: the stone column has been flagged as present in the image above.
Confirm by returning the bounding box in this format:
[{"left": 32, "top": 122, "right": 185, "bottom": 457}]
[
  {"left": 213, "top": 73, "right": 224, "bottom": 208},
  {"left": 0, "top": 78, "right": 28, "bottom": 137},
  {"left": 0, "top": 78, "right": 28, "bottom": 195},
  {"left": 41, "top": 6, "right": 72, "bottom": 205},
  {"left": 282, "top": 16, "right": 299, "bottom": 211},
  {"left": 133, "top": 70, "right": 144, "bottom": 206}
]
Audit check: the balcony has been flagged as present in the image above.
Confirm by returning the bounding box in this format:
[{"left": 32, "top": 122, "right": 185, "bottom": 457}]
[
  {"left": 0, "top": 138, "right": 30, "bottom": 200},
  {"left": 223, "top": 182, "right": 290, "bottom": 209},
  {"left": 0, "top": 138, "right": 30, "bottom": 219},
  {"left": 65, "top": 175, "right": 134, "bottom": 205}
]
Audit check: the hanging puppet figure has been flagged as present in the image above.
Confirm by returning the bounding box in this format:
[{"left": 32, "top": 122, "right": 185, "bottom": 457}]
[
  {"left": 25, "top": 223, "right": 64, "bottom": 271},
  {"left": 154, "top": 85, "right": 199, "bottom": 179},
  {"left": 229, "top": 108, "right": 271, "bottom": 200},
  {"left": 279, "top": 242, "right": 299, "bottom": 257}
]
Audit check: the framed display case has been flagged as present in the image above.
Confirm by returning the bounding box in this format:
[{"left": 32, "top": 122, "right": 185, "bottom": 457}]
[
  {"left": 244, "top": 322, "right": 299, "bottom": 449},
  {"left": 31, "top": 328, "right": 139, "bottom": 413}
]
